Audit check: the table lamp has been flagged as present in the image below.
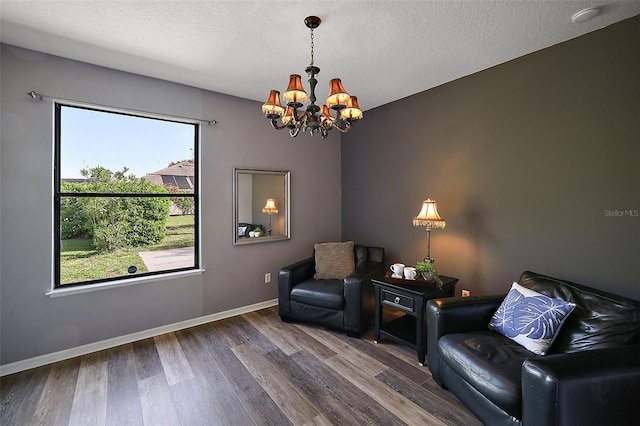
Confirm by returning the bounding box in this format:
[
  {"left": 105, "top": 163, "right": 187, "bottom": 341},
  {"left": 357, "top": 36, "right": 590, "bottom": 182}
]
[
  {"left": 413, "top": 199, "right": 446, "bottom": 263},
  {"left": 262, "top": 198, "right": 279, "bottom": 235}
]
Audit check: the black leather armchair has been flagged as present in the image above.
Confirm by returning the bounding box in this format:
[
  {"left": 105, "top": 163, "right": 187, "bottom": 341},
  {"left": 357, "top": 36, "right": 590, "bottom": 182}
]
[
  {"left": 278, "top": 245, "right": 384, "bottom": 337},
  {"left": 426, "top": 271, "right": 640, "bottom": 426}
]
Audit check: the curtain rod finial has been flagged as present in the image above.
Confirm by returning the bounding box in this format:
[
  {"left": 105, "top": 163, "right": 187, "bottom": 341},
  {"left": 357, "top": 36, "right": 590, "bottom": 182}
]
[{"left": 27, "top": 91, "right": 43, "bottom": 101}]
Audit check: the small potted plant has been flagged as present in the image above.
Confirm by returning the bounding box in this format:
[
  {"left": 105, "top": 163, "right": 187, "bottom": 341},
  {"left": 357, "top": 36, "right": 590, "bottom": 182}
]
[
  {"left": 253, "top": 227, "right": 263, "bottom": 237},
  {"left": 415, "top": 261, "right": 443, "bottom": 287}
]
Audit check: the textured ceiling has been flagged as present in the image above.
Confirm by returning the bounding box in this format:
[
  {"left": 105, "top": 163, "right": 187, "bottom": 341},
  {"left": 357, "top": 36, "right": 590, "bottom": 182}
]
[{"left": 1, "top": 1, "right": 639, "bottom": 111}]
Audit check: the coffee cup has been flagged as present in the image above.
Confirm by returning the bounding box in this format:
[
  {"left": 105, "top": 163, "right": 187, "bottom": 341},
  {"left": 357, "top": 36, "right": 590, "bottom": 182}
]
[
  {"left": 404, "top": 267, "right": 417, "bottom": 280},
  {"left": 390, "top": 263, "right": 405, "bottom": 276}
]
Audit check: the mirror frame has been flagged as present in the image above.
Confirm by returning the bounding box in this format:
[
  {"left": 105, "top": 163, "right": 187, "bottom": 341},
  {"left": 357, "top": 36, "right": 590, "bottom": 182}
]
[{"left": 233, "top": 168, "right": 291, "bottom": 245}]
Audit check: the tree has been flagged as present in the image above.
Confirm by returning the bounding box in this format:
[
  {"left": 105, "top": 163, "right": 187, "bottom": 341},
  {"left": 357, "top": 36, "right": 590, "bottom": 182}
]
[
  {"left": 167, "top": 158, "right": 194, "bottom": 167},
  {"left": 61, "top": 166, "right": 170, "bottom": 251},
  {"left": 164, "top": 183, "right": 195, "bottom": 215}
]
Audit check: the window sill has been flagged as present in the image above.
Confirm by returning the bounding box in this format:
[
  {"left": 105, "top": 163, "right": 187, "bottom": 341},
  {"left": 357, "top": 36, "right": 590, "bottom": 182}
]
[{"left": 46, "top": 269, "right": 205, "bottom": 298}]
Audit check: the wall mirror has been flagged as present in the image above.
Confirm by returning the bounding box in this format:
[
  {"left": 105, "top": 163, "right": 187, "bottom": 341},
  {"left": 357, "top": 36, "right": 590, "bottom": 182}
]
[{"left": 233, "top": 168, "right": 290, "bottom": 245}]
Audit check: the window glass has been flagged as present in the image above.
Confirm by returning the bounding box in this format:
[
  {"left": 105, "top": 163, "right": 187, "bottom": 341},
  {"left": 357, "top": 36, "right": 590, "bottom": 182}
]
[{"left": 55, "top": 104, "right": 199, "bottom": 287}]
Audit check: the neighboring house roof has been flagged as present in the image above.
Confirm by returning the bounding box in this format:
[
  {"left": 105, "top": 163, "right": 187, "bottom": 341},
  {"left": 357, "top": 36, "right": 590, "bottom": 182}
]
[
  {"left": 144, "top": 161, "right": 195, "bottom": 190},
  {"left": 149, "top": 162, "right": 194, "bottom": 177}
]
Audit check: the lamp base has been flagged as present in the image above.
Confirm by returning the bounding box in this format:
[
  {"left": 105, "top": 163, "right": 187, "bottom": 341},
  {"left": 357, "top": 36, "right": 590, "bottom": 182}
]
[{"left": 423, "top": 257, "right": 435, "bottom": 264}]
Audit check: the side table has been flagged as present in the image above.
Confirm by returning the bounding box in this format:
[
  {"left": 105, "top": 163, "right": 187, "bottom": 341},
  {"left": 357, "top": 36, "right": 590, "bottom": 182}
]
[{"left": 372, "top": 274, "right": 458, "bottom": 365}]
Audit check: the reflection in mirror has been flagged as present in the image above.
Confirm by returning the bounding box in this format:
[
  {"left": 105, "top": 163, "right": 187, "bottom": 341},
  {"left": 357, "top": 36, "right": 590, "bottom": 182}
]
[{"left": 233, "top": 168, "right": 290, "bottom": 245}]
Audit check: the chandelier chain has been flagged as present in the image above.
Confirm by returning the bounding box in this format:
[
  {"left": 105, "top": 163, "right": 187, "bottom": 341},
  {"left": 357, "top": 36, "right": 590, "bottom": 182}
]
[{"left": 310, "top": 28, "right": 315, "bottom": 67}]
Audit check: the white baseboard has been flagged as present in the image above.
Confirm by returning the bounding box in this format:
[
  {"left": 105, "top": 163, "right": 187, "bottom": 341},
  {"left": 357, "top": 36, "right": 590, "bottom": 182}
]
[{"left": 0, "top": 299, "right": 278, "bottom": 377}]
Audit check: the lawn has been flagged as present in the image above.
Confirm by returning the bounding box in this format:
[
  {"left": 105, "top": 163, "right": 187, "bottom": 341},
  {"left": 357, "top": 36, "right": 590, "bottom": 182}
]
[
  {"left": 147, "top": 214, "right": 194, "bottom": 250},
  {"left": 60, "top": 215, "right": 194, "bottom": 284}
]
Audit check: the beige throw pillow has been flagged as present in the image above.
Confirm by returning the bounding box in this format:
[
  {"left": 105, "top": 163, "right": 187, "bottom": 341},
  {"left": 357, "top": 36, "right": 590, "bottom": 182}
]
[{"left": 314, "top": 241, "right": 355, "bottom": 280}]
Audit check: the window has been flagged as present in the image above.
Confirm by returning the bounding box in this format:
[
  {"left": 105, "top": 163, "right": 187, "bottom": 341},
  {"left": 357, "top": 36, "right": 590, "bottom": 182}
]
[{"left": 54, "top": 103, "right": 199, "bottom": 288}]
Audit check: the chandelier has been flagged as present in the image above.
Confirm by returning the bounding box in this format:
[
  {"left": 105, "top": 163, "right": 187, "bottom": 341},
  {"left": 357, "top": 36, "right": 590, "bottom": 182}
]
[{"left": 261, "top": 16, "right": 363, "bottom": 138}]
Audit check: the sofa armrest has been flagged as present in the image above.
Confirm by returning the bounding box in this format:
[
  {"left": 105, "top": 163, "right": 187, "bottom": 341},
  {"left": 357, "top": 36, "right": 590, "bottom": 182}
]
[
  {"left": 344, "top": 261, "right": 385, "bottom": 336},
  {"left": 522, "top": 345, "right": 640, "bottom": 426},
  {"left": 344, "top": 261, "right": 385, "bottom": 293},
  {"left": 278, "top": 257, "right": 315, "bottom": 318},
  {"left": 426, "top": 295, "right": 505, "bottom": 385}
]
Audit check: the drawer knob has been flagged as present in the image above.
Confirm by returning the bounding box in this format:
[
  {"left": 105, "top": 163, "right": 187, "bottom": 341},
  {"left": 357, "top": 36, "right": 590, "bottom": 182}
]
[{"left": 394, "top": 296, "right": 400, "bottom": 304}]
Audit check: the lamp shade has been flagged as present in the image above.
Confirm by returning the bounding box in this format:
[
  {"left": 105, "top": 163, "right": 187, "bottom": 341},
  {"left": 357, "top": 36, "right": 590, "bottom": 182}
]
[
  {"left": 261, "top": 90, "right": 284, "bottom": 117},
  {"left": 320, "top": 104, "right": 335, "bottom": 126},
  {"left": 413, "top": 199, "right": 446, "bottom": 229},
  {"left": 340, "top": 96, "right": 363, "bottom": 120},
  {"left": 283, "top": 74, "right": 308, "bottom": 104},
  {"left": 281, "top": 106, "right": 295, "bottom": 125},
  {"left": 262, "top": 198, "right": 279, "bottom": 214},
  {"left": 326, "top": 78, "right": 350, "bottom": 107}
]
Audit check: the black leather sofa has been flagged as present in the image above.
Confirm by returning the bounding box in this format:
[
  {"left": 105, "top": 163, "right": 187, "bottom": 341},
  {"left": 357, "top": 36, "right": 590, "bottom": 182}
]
[
  {"left": 278, "top": 245, "right": 385, "bottom": 337},
  {"left": 426, "top": 271, "right": 640, "bottom": 426}
]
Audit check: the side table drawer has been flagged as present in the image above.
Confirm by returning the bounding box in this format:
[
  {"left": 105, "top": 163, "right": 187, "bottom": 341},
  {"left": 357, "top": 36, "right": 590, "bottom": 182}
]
[{"left": 382, "top": 289, "right": 414, "bottom": 313}]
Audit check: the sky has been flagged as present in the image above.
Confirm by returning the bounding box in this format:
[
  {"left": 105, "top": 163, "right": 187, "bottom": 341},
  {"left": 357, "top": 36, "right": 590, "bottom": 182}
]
[{"left": 60, "top": 105, "right": 195, "bottom": 179}]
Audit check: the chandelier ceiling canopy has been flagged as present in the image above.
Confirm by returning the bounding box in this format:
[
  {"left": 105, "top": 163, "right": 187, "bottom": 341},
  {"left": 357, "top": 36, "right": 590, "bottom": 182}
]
[{"left": 261, "top": 16, "right": 363, "bottom": 139}]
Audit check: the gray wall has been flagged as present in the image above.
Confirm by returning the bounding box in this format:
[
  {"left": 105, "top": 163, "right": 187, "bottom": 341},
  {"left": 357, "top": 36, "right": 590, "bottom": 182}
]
[
  {"left": 0, "top": 44, "right": 342, "bottom": 365},
  {"left": 342, "top": 16, "right": 639, "bottom": 300}
]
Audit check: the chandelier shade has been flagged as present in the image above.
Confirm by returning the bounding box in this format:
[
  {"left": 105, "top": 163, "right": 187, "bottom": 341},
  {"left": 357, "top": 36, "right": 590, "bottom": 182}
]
[
  {"left": 283, "top": 74, "right": 308, "bottom": 105},
  {"left": 341, "top": 96, "right": 363, "bottom": 120},
  {"left": 261, "top": 16, "right": 363, "bottom": 138},
  {"left": 326, "top": 78, "right": 350, "bottom": 107},
  {"left": 321, "top": 105, "right": 335, "bottom": 126},
  {"left": 261, "top": 90, "right": 284, "bottom": 117},
  {"left": 281, "top": 106, "right": 294, "bottom": 126}
]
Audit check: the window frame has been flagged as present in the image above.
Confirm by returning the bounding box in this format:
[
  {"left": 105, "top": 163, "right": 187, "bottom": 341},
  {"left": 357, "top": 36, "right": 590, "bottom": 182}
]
[{"left": 53, "top": 102, "right": 200, "bottom": 289}]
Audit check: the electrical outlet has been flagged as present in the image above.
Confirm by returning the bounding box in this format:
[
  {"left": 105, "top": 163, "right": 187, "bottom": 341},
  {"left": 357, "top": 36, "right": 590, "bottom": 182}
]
[
  {"left": 265, "top": 273, "right": 271, "bottom": 283},
  {"left": 461, "top": 289, "right": 470, "bottom": 297}
]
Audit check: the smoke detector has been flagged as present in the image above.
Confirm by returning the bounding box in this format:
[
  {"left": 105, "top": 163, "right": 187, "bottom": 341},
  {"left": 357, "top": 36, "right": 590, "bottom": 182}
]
[{"left": 571, "top": 7, "right": 600, "bottom": 23}]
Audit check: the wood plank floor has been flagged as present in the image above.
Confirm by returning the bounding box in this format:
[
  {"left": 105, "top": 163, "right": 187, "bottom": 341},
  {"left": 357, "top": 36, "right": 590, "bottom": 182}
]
[{"left": 1, "top": 307, "right": 481, "bottom": 426}]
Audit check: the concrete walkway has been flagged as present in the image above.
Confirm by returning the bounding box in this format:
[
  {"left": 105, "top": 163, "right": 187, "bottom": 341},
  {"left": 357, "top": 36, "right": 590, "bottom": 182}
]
[{"left": 138, "top": 247, "right": 195, "bottom": 271}]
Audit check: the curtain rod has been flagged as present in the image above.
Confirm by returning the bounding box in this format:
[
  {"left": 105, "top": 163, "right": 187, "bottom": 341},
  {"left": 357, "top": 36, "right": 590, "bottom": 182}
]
[{"left": 26, "top": 91, "right": 217, "bottom": 126}]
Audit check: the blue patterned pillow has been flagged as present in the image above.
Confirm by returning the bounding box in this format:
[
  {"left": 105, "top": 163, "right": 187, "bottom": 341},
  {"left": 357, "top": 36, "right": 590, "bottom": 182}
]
[{"left": 489, "top": 282, "right": 576, "bottom": 355}]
